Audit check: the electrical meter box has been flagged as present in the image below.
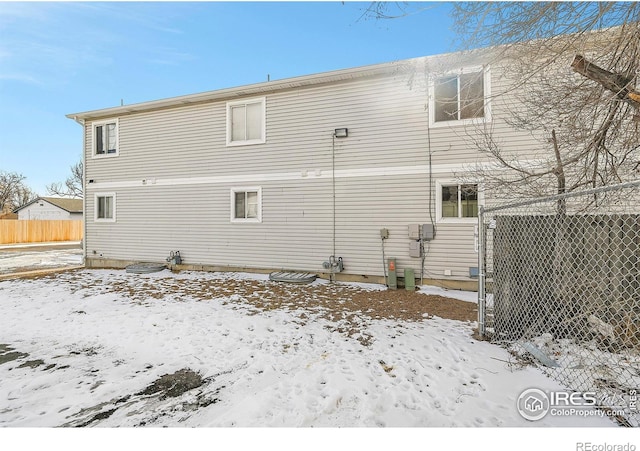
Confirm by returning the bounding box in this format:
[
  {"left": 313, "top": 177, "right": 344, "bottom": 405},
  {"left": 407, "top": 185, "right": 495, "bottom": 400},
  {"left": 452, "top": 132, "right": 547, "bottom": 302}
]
[
  {"left": 422, "top": 224, "right": 435, "bottom": 241},
  {"left": 380, "top": 228, "right": 389, "bottom": 239},
  {"left": 408, "top": 224, "right": 420, "bottom": 240},
  {"left": 409, "top": 241, "right": 422, "bottom": 258}
]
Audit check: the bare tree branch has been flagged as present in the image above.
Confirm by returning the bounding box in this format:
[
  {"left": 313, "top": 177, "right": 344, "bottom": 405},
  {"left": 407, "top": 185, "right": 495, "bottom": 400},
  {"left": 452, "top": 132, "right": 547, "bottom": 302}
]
[
  {"left": 571, "top": 54, "right": 640, "bottom": 108},
  {"left": 0, "top": 171, "right": 37, "bottom": 212},
  {"left": 364, "top": 2, "right": 640, "bottom": 200},
  {"left": 46, "top": 160, "right": 83, "bottom": 199}
]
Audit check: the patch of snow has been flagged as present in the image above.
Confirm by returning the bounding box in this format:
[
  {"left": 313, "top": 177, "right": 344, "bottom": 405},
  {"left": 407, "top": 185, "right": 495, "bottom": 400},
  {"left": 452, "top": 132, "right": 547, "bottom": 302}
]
[
  {"left": 0, "top": 241, "right": 82, "bottom": 250},
  {"left": 419, "top": 284, "right": 478, "bottom": 303},
  {"left": 0, "top": 269, "right": 617, "bottom": 428},
  {"left": 335, "top": 281, "right": 387, "bottom": 291},
  {"left": 0, "top": 248, "right": 83, "bottom": 273}
]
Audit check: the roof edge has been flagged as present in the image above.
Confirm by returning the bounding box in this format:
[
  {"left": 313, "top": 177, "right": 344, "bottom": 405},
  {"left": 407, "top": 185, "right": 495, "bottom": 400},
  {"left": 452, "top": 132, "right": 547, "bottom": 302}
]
[
  {"left": 65, "top": 54, "right": 457, "bottom": 121},
  {"left": 14, "top": 197, "right": 83, "bottom": 214}
]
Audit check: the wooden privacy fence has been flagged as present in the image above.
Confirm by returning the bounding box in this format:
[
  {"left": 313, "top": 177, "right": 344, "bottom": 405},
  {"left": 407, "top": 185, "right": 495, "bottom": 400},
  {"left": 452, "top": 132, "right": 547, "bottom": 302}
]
[{"left": 0, "top": 220, "right": 84, "bottom": 244}]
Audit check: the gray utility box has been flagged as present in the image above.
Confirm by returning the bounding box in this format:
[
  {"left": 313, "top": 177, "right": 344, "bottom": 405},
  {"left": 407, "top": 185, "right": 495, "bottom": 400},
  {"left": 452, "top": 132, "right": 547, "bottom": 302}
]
[
  {"left": 409, "top": 241, "right": 421, "bottom": 258},
  {"left": 408, "top": 224, "right": 420, "bottom": 240},
  {"left": 422, "top": 223, "right": 435, "bottom": 241}
]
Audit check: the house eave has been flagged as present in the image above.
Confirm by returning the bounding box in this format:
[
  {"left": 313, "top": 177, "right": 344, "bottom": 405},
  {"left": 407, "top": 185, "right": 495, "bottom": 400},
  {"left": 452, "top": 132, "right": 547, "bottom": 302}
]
[
  {"left": 65, "top": 56, "right": 437, "bottom": 121},
  {"left": 14, "top": 197, "right": 83, "bottom": 214}
]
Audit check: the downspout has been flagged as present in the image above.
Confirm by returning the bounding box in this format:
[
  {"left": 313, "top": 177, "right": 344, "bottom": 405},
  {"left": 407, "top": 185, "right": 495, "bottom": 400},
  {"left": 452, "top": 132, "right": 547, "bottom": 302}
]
[
  {"left": 331, "top": 133, "right": 336, "bottom": 282},
  {"left": 72, "top": 116, "right": 87, "bottom": 267}
]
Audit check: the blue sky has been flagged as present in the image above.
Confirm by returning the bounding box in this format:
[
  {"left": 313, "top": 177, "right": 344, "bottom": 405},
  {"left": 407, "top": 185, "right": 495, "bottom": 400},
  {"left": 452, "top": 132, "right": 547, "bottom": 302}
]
[{"left": 0, "top": 1, "right": 455, "bottom": 195}]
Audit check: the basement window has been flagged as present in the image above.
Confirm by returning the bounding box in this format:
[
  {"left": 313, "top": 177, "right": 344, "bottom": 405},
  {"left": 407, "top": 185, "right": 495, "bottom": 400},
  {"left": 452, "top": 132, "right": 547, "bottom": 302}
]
[
  {"left": 230, "top": 187, "right": 262, "bottom": 223},
  {"left": 95, "top": 193, "right": 116, "bottom": 222}
]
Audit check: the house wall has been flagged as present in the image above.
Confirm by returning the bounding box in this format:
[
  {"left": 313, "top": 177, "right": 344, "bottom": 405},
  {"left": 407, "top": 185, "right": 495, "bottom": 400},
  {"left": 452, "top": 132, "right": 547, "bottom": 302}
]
[
  {"left": 17, "top": 202, "right": 74, "bottom": 220},
  {"left": 82, "top": 57, "right": 539, "bottom": 285}
]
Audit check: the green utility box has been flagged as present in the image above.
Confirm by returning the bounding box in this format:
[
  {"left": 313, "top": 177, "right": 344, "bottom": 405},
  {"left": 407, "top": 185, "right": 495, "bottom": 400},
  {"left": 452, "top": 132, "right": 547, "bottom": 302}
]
[
  {"left": 404, "top": 268, "right": 415, "bottom": 291},
  {"left": 387, "top": 258, "right": 397, "bottom": 290}
]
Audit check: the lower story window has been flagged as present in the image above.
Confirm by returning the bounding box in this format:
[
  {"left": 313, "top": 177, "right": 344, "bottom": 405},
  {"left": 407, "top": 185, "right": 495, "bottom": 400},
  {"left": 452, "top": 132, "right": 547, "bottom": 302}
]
[
  {"left": 441, "top": 184, "right": 478, "bottom": 218},
  {"left": 95, "top": 193, "right": 116, "bottom": 222},
  {"left": 231, "top": 187, "right": 262, "bottom": 222}
]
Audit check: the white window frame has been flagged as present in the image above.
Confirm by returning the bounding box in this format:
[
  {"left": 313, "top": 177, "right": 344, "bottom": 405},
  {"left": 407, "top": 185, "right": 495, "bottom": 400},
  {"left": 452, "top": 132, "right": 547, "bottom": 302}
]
[
  {"left": 429, "top": 66, "right": 491, "bottom": 128},
  {"left": 94, "top": 192, "right": 116, "bottom": 223},
  {"left": 230, "top": 187, "right": 262, "bottom": 223},
  {"left": 92, "top": 118, "right": 120, "bottom": 158},
  {"left": 226, "top": 97, "right": 266, "bottom": 146},
  {"left": 435, "top": 180, "right": 483, "bottom": 223}
]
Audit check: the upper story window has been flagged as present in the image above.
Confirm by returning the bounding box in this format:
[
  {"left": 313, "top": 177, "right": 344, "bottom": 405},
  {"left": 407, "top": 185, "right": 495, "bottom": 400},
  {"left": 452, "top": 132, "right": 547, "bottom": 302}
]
[
  {"left": 93, "top": 119, "right": 119, "bottom": 157},
  {"left": 430, "top": 67, "right": 490, "bottom": 126},
  {"left": 226, "top": 97, "right": 266, "bottom": 146}
]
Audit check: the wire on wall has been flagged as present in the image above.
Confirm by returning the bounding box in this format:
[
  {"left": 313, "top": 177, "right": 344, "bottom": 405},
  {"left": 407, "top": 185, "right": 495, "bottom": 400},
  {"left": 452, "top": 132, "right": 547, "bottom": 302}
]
[
  {"left": 422, "top": 117, "right": 436, "bottom": 286},
  {"left": 332, "top": 134, "right": 336, "bottom": 258}
]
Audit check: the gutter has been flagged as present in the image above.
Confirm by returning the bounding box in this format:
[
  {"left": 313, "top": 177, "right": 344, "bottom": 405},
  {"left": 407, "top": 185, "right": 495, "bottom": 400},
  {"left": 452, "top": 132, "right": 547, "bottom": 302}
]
[
  {"left": 63, "top": 55, "right": 446, "bottom": 121},
  {"left": 67, "top": 116, "right": 87, "bottom": 267}
]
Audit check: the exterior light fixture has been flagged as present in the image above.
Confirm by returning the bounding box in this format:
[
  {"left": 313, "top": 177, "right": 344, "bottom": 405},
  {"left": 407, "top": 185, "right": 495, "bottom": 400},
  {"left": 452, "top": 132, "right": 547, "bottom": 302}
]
[{"left": 334, "top": 128, "right": 348, "bottom": 138}]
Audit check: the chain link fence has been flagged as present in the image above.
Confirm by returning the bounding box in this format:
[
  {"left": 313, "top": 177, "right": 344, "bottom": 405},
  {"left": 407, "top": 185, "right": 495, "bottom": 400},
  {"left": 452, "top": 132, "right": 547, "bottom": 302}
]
[{"left": 478, "top": 180, "right": 640, "bottom": 426}]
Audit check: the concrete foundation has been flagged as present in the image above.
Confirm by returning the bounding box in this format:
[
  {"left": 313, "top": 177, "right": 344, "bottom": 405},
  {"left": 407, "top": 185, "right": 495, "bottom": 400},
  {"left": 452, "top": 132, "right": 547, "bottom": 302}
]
[{"left": 84, "top": 257, "right": 478, "bottom": 292}]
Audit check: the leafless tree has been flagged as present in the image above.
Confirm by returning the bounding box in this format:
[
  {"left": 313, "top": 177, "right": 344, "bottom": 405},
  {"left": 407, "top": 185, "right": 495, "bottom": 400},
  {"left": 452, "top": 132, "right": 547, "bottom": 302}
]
[
  {"left": 46, "top": 160, "right": 83, "bottom": 199},
  {"left": 428, "top": 3, "right": 640, "bottom": 338},
  {"left": 464, "top": 31, "right": 639, "bottom": 205},
  {"left": 366, "top": 3, "right": 640, "bottom": 342},
  {"left": 464, "top": 37, "right": 640, "bottom": 204},
  {"left": 366, "top": 2, "right": 640, "bottom": 201},
  {"left": 0, "top": 171, "right": 37, "bottom": 212}
]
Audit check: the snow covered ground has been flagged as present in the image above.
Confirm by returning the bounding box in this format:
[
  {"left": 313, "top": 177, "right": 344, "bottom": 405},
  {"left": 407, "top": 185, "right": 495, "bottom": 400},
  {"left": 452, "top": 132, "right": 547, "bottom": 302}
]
[
  {"left": 0, "top": 268, "right": 627, "bottom": 440},
  {"left": 0, "top": 242, "right": 83, "bottom": 274}
]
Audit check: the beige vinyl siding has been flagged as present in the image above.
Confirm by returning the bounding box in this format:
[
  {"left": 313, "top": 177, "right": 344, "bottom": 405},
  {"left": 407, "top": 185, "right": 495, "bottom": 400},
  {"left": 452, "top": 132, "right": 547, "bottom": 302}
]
[
  {"left": 83, "top": 57, "right": 542, "bottom": 282},
  {"left": 85, "top": 180, "right": 332, "bottom": 269}
]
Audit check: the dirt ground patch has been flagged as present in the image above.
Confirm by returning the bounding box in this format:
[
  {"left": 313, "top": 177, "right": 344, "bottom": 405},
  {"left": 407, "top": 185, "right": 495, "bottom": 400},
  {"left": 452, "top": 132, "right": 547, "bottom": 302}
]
[
  {"left": 243, "top": 280, "right": 478, "bottom": 322},
  {"left": 64, "top": 368, "right": 223, "bottom": 427},
  {"left": 137, "top": 368, "right": 205, "bottom": 399},
  {"left": 52, "top": 270, "right": 476, "bottom": 322}
]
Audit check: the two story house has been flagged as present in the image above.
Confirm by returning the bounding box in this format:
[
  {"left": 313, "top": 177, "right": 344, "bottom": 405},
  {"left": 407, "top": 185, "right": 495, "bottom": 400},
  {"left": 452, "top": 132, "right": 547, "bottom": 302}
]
[{"left": 67, "top": 48, "right": 545, "bottom": 289}]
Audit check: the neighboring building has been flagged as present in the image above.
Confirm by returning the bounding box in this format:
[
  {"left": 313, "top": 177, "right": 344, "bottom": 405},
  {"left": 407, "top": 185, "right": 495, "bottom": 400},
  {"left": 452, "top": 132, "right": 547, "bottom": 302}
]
[
  {"left": 15, "top": 197, "right": 83, "bottom": 221},
  {"left": 64, "top": 47, "right": 573, "bottom": 288}
]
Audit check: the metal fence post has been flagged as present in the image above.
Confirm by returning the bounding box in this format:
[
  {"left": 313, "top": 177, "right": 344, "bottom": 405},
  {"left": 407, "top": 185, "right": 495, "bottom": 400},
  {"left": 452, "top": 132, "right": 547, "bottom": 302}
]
[{"left": 478, "top": 206, "right": 486, "bottom": 337}]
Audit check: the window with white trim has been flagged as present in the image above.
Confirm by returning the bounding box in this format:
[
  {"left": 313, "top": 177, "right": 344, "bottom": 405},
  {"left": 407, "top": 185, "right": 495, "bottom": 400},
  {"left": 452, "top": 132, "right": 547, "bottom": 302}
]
[
  {"left": 226, "top": 97, "right": 266, "bottom": 146},
  {"left": 230, "top": 187, "right": 262, "bottom": 223},
  {"left": 95, "top": 193, "right": 116, "bottom": 222},
  {"left": 440, "top": 184, "right": 478, "bottom": 219},
  {"left": 93, "top": 119, "right": 119, "bottom": 156},
  {"left": 430, "top": 68, "right": 489, "bottom": 125}
]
